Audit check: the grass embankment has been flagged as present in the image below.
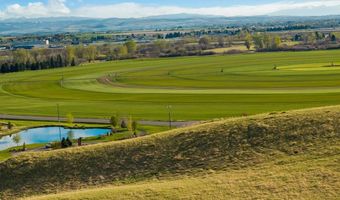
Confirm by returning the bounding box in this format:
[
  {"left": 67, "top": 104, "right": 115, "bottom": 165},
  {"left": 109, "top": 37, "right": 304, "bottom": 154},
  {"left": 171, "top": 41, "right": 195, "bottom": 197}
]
[{"left": 0, "top": 106, "right": 339, "bottom": 199}]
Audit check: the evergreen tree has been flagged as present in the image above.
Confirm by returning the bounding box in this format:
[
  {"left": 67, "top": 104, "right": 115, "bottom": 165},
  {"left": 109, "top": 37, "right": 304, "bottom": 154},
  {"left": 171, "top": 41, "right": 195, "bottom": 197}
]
[{"left": 71, "top": 58, "right": 76, "bottom": 66}]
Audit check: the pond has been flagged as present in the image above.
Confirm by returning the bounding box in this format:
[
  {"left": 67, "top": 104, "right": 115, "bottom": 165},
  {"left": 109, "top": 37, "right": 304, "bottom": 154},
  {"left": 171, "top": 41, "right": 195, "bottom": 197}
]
[{"left": 0, "top": 126, "right": 111, "bottom": 151}]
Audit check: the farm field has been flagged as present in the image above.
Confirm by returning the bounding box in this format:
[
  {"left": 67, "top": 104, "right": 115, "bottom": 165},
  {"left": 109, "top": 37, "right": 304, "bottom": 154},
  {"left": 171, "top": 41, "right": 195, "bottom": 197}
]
[
  {"left": 204, "top": 45, "right": 254, "bottom": 53},
  {"left": 1, "top": 50, "right": 340, "bottom": 121}
]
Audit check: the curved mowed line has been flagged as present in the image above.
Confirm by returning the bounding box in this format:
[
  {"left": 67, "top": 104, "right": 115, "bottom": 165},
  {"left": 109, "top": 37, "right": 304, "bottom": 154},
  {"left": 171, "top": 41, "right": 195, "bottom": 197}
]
[
  {"left": 61, "top": 59, "right": 340, "bottom": 94},
  {"left": 2, "top": 50, "right": 340, "bottom": 120}
]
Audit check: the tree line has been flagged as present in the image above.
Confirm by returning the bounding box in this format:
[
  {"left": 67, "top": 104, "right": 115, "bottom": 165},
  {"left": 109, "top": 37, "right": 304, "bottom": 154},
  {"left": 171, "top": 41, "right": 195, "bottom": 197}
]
[
  {"left": 1, "top": 31, "right": 339, "bottom": 74},
  {"left": 0, "top": 45, "right": 96, "bottom": 74}
]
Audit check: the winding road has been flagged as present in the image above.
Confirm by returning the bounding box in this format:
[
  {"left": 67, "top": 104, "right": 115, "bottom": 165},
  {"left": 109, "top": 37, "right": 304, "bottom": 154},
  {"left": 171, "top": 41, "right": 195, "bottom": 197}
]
[{"left": 0, "top": 114, "right": 199, "bottom": 128}]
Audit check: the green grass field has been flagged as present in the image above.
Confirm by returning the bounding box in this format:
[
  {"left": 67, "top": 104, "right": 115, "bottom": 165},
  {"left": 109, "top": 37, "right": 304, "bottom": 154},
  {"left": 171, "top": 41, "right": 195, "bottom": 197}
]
[
  {"left": 1, "top": 50, "right": 340, "bottom": 120},
  {"left": 1, "top": 106, "right": 339, "bottom": 199}
]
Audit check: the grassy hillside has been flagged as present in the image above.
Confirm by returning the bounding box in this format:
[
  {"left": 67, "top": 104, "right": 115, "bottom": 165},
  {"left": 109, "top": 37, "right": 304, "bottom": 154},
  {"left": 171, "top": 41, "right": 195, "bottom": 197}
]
[
  {"left": 0, "top": 106, "right": 339, "bottom": 199},
  {"left": 28, "top": 154, "right": 339, "bottom": 200},
  {"left": 1, "top": 50, "right": 340, "bottom": 120}
]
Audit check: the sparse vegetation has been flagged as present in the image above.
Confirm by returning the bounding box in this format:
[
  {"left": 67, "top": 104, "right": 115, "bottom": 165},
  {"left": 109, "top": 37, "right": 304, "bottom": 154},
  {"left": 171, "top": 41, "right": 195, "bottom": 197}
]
[{"left": 0, "top": 106, "right": 339, "bottom": 199}]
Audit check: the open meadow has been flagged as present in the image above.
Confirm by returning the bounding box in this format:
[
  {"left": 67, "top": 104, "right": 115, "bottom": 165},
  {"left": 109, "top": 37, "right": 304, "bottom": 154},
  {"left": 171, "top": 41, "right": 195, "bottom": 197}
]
[{"left": 1, "top": 50, "right": 340, "bottom": 121}]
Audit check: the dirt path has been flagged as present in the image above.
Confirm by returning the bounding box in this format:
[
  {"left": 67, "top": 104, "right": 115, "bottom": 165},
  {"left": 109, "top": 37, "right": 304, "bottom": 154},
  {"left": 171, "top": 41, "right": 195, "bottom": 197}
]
[{"left": 0, "top": 114, "right": 199, "bottom": 128}]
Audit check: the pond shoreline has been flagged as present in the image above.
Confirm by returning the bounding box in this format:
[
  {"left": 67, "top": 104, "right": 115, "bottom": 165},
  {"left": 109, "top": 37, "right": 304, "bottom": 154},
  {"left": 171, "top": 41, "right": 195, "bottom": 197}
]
[
  {"left": 0, "top": 126, "right": 112, "bottom": 151},
  {"left": 0, "top": 124, "right": 111, "bottom": 138}
]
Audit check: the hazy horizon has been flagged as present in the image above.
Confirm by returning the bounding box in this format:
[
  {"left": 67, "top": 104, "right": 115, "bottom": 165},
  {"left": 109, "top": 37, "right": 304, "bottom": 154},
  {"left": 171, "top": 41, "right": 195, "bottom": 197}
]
[{"left": 1, "top": 0, "right": 340, "bottom": 19}]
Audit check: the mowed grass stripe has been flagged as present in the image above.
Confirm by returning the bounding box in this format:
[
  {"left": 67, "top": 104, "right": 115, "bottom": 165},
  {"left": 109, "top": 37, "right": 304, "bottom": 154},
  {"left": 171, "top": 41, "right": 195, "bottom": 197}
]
[{"left": 0, "top": 50, "right": 340, "bottom": 120}]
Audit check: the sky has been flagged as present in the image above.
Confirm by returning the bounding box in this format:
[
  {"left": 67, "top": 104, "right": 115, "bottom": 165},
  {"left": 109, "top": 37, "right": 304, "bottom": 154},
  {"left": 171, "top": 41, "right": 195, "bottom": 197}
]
[{"left": 1, "top": 0, "right": 340, "bottom": 19}]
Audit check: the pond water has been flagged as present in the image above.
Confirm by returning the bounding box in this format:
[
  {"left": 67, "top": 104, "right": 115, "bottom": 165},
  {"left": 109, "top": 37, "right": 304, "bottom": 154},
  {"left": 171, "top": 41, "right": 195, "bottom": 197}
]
[{"left": 0, "top": 126, "right": 111, "bottom": 151}]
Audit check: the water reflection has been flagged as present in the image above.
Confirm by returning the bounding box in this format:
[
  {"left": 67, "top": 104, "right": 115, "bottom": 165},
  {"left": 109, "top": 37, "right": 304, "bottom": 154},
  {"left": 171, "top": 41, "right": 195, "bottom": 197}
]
[{"left": 0, "top": 126, "right": 110, "bottom": 150}]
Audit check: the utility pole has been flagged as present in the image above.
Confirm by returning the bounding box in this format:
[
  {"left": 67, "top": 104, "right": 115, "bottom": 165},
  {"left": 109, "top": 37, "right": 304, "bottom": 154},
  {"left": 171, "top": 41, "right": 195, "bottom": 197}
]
[
  {"left": 166, "top": 105, "right": 172, "bottom": 129},
  {"left": 57, "top": 104, "right": 62, "bottom": 142},
  {"left": 60, "top": 74, "right": 64, "bottom": 86}
]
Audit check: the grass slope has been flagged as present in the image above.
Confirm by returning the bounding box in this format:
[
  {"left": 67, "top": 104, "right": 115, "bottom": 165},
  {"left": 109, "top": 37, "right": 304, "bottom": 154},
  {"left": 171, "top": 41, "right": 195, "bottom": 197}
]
[
  {"left": 0, "top": 106, "right": 339, "bottom": 199},
  {"left": 1, "top": 50, "right": 340, "bottom": 120},
  {"left": 29, "top": 155, "right": 340, "bottom": 200}
]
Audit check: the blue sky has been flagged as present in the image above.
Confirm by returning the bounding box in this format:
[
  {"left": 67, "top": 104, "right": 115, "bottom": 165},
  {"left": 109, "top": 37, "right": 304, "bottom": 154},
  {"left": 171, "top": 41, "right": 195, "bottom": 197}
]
[
  {"left": 0, "top": 0, "right": 277, "bottom": 9},
  {"left": 1, "top": 0, "right": 340, "bottom": 19}
]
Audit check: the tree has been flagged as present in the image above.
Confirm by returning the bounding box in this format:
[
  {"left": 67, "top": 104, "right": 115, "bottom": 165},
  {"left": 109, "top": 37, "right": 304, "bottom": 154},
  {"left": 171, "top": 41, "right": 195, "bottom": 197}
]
[
  {"left": 294, "top": 34, "right": 302, "bottom": 41},
  {"left": 153, "top": 40, "right": 169, "bottom": 50},
  {"left": 128, "top": 116, "right": 138, "bottom": 137},
  {"left": 117, "top": 45, "right": 128, "bottom": 58},
  {"left": 61, "top": 137, "right": 69, "bottom": 148},
  {"left": 315, "top": 31, "right": 323, "bottom": 40},
  {"left": 127, "top": 116, "right": 133, "bottom": 132},
  {"left": 199, "top": 37, "right": 210, "bottom": 50},
  {"left": 245, "top": 33, "right": 252, "bottom": 50},
  {"left": 272, "top": 36, "right": 282, "bottom": 49},
  {"left": 120, "top": 119, "right": 127, "bottom": 129},
  {"left": 124, "top": 40, "right": 137, "bottom": 55},
  {"left": 217, "top": 36, "right": 224, "bottom": 47},
  {"left": 66, "top": 46, "right": 76, "bottom": 66},
  {"left": 12, "top": 134, "right": 21, "bottom": 147},
  {"left": 50, "top": 57, "right": 55, "bottom": 68},
  {"left": 7, "top": 122, "right": 13, "bottom": 130},
  {"left": 132, "top": 120, "right": 138, "bottom": 137},
  {"left": 66, "top": 113, "right": 74, "bottom": 124},
  {"left": 331, "top": 34, "right": 337, "bottom": 42},
  {"left": 13, "top": 49, "right": 32, "bottom": 64},
  {"left": 84, "top": 45, "right": 97, "bottom": 62},
  {"left": 305, "top": 33, "right": 316, "bottom": 44},
  {"left": 22, "top": 142, "right": 26, "bottom": 151},
  {"left": 71, "top": 58, "right": 76, "bottom": 66},
  {"left": 152, "top": 40, "right": 169, "bottom": 56},
  {"left": 66, "top": 137, "right": 72, "bottom": 147},
  {"left": 110, "top": 115, "right": 119, "bottom": 128},
  {"left": 253, "top": 34, "right": 264, "bottom": 50},
  {"left": 67, "top": 130, "right": 75, "bottom": 141},
  {"left": 263, "top": 34, "right": 271, "bottom": 49},
  {"left": 56, "top": 54, "right": 64, "bottom": 67}
]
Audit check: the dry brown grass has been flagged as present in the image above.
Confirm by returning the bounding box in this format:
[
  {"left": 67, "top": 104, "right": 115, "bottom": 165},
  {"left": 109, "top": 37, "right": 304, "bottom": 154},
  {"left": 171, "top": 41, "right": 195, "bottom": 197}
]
[{"left": 0, "top": 106, "right": 340, "bottom": 199}]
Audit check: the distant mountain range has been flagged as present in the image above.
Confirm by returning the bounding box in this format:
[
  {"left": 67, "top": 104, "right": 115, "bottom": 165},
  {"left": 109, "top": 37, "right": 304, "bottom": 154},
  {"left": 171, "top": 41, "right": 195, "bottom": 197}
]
[{"left": 1, "top": 14, "right": 340, "bottom": 36}]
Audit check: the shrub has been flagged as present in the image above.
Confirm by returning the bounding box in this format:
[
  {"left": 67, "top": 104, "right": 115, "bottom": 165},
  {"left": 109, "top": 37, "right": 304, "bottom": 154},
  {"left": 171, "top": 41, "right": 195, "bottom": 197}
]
[
  {"left": 110, "top": 115, "right": 119, "bottom": 128},
  {"left": 7, "top": 122, "right": 13, "bottom": 130},
  {"left": 120, "top": 119, "right": 127, "bottom": 129},
  {"left": 66, "top": 113, "right": 74, "bottom": 124}
]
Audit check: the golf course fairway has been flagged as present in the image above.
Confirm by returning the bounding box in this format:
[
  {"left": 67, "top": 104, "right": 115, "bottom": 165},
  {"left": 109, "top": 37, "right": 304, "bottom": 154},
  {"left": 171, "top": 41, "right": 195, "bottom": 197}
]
[{"left": 1, "top": 50, "right": 340, "bottom": 121}]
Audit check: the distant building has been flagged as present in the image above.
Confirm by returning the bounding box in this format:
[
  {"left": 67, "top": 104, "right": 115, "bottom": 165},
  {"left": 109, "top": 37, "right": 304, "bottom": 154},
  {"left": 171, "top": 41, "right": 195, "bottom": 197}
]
[{"left": 45, "top": 40, "right": 50, "bottom": 46}]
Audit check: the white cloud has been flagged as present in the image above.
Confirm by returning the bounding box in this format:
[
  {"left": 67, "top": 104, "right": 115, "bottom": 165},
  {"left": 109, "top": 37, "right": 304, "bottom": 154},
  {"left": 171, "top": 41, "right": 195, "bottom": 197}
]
[
  {"left": 1, "top": 0, "right": 340, "bottom": 19},
  {"left": 1, "top": 0, "right": 70, "bottom": 19},
  {"left": 72, "top": 1, "right": 340, "bottom": 18}
]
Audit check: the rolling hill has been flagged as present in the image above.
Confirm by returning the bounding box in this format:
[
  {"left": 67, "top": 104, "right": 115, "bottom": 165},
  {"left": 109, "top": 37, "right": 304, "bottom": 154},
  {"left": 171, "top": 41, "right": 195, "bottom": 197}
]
[
  {"left": 0, "top": 106, "right": 339, "bottom": 199},
  {"left": 1, "top": 15, "right": 340, "bottom": 35}
]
